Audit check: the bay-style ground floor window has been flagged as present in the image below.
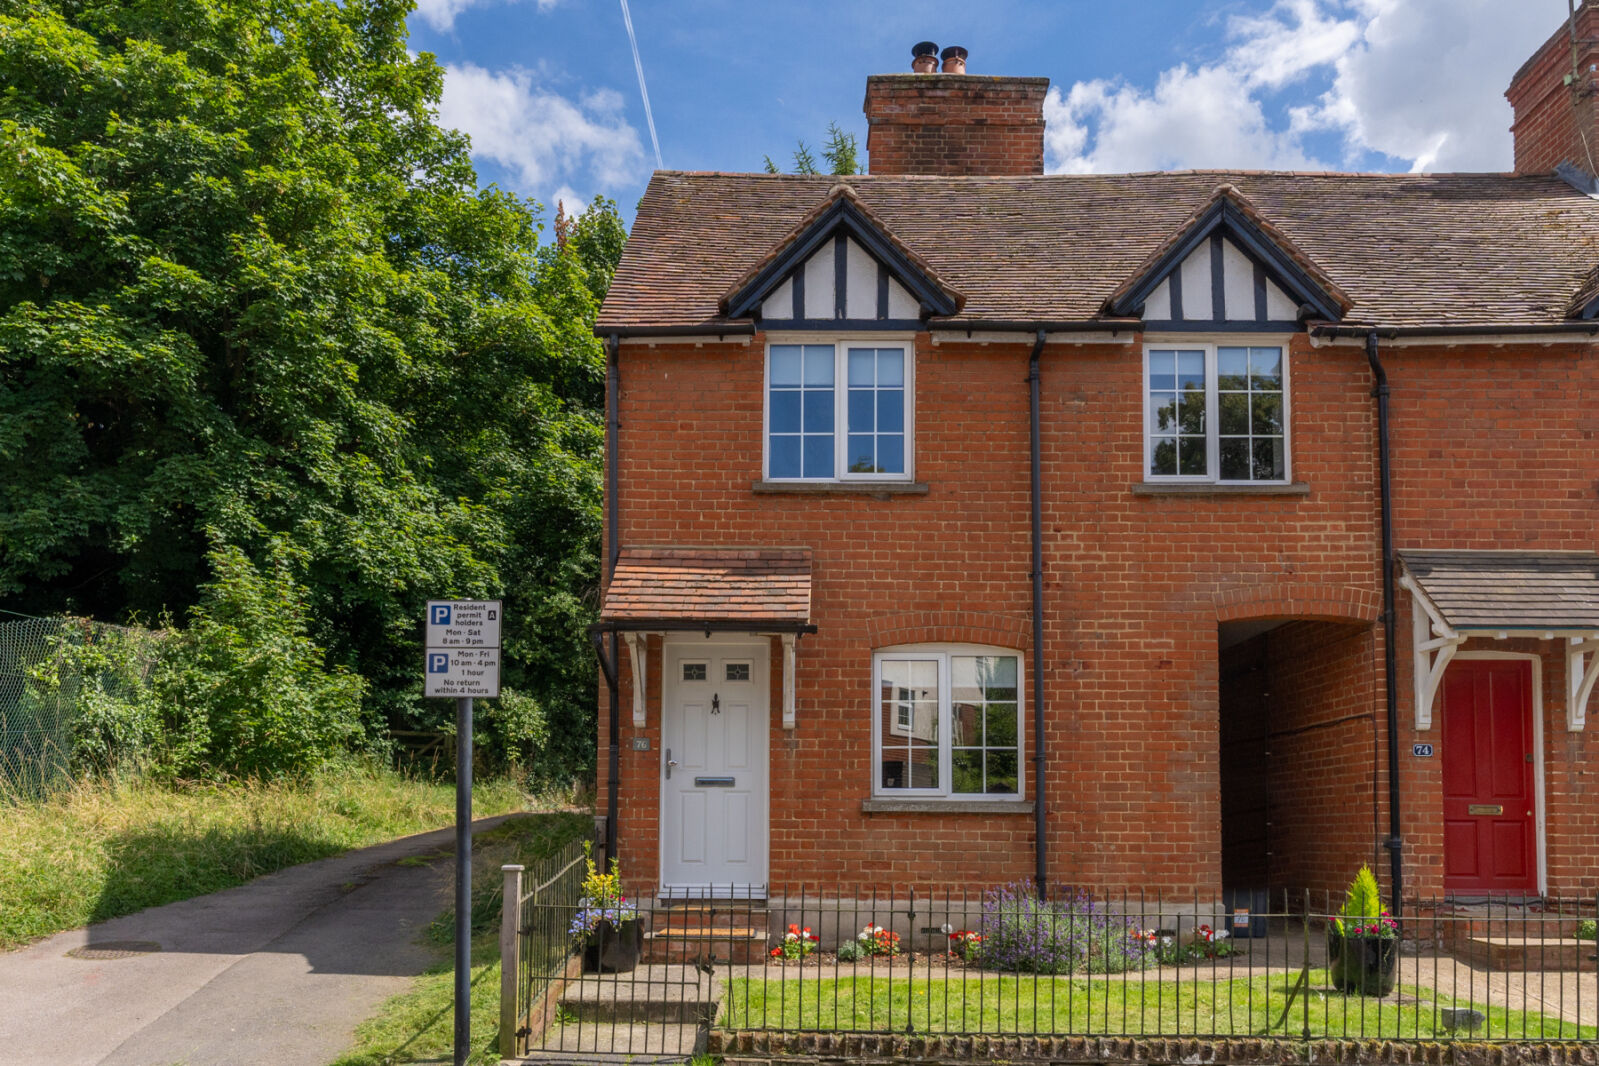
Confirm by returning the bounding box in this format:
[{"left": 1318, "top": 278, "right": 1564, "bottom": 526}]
[{"left": 872, "top": 646, "right": 1023, "bottom": 798}]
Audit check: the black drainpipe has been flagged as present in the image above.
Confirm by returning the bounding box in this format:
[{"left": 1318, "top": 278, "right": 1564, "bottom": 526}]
[
  {"left": 1028, "top": 328, "right": 1049, "bottom": 894},
  {"left": 604, "top": 333, "right": 621, "bottom": 865},
  {"left": 1364, "top": 330, "right": 1405, "bottom": 914}
]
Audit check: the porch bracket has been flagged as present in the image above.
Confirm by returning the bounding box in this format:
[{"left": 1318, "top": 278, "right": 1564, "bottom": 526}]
[
  {"left": 1401, "top": 575, "right": 1465, "bottom": 731},
  {"left": 781, "top": 633, "right": 796, "bottom": 729},
  {"left": 622, "top": 631, "right": 645, "bottom": 728},
  {"left": 1567, "top": 636, "right": 1599, "bottom": 732}
]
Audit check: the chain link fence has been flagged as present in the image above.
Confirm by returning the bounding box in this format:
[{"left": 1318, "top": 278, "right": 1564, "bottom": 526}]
[{"left": 0, "top": 611, "right": 160, "bottom": 796}]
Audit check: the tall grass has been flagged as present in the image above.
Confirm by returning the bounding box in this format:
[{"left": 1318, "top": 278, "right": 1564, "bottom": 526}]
[{"left": 0, "top": 763, "right": 534, "bottom": 948}]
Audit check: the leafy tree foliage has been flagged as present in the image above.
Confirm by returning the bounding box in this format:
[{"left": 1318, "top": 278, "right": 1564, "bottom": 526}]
[
  {"left": 764, "top": 123, "right": 860, "bottom": 176},
  {"left": 0, "top": 0, "right": 621, "bottom": 782}
]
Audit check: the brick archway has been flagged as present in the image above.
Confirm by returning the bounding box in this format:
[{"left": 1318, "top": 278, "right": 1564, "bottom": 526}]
[
  {"left": 1214, "top": 582, "right": 1380, "bottom": 625},
  {"left": 866, "top": 610, "right": 1031, "bottom": 651}
]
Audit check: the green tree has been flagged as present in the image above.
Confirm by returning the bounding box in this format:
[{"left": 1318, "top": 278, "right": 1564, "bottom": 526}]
[
  {"left": 0, "top": 0, "right": 621, "bottom": 783},
  {"left": 764, "top": 123, "right": 860, "bottom": 175}
]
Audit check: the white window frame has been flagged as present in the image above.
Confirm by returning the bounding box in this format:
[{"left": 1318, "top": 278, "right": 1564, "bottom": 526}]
[
  {"left": 1141, "top": 336, "right": 1292, "bottom": 485},
  {"left": 870, "top": 644, "right": 1024, "bottom": 801},
  {"left": 763, "top": 334, "right": 915, "bottom": 482}
]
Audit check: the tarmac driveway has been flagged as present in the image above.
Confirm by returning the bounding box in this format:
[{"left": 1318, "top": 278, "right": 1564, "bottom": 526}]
[{"left": 0, "top": 814, "right": 514, "bottom": 1066}]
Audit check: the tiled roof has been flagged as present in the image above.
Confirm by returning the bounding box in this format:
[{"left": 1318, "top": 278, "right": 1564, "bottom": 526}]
[
  {"left": 599, "top": 170, "right": 1599, "bottom": 332},
  {"left": 601, "top": 548, "right": 812, "bottom": 625},
  {"left": 1399, "top": 550, "right": 1599, "bottom": 630}
]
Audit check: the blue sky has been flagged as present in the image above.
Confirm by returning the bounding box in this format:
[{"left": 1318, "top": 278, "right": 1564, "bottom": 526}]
[{"left": 408, "top": 1, "right": 1570, "bottom": 225}]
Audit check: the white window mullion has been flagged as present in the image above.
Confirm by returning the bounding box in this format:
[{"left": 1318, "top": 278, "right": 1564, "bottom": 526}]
[
  {"left": 833, "top": 345, "right": 847, "bottom": 479},
  {"left": 938, "top": 653, "right": 952, "bottom": 797},
  {"left": 1205, "top": 343, "right": 1219, "bottom": 480}
]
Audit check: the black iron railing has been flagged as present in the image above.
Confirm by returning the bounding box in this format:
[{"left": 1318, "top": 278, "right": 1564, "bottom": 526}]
[{"left": 500, "top": 883, "right": 1599, "bottom": 1058}]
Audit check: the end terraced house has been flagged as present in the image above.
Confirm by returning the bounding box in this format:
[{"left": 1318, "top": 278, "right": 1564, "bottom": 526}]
[{"left": 588, "top": 10, "right": 1599, "bottom": 909}]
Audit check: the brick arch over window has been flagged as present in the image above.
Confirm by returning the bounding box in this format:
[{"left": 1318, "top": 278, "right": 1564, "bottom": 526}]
[
  {"left": 866, "top": 611, "right": 1031, "bottom": 651},
  {"left": 1214, "top": 583, "right": 1380, "bottom": 625}
]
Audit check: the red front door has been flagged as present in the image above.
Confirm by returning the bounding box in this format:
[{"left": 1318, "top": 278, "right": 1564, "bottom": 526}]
[{"left": 1441, "top": 659, "right": 1537, "bottom": 895}]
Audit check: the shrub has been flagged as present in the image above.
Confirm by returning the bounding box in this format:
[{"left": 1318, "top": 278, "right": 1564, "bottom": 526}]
[
  {"left": 979, "top": 880, "right": 1149, "bottom": 975},
  {"left": 1332, "top": 865, "right": 1397, "bottom": 938},
  {"left": 154, "top": 538, "right": 366, "bottom": 778},
  {"left": 1576, "top": 919, "right": 1596, "bottom": 941}
]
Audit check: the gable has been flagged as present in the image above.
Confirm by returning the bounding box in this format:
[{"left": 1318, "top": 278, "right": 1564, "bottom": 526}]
[
  {"left": 721, "top": 184, "right": 961, "bottom": 328},
  {"left": 757, "top": 235, "right": 923, "bottom": 324},
  {"left": 1104, "top": 185, "right": 1350, "bottom": 329},
  {"left": 1137, "top": 233, "right": 1303, "bottom": 326}
]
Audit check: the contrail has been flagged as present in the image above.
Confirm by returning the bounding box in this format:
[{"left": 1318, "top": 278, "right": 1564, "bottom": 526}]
[{"left": 619, "top": 0, "right": 663, "bottom": 170}]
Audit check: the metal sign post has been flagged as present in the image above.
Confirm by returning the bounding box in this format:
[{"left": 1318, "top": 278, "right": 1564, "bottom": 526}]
[{"left": 424, "top": 600, "right": 501, "bottom": 1066}]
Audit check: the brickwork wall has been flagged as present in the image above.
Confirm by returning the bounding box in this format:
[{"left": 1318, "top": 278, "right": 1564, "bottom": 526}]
[
  {"left": 863, "top": 75, "right": 1047, "bottom": 176},
  {"left": 600, "top": 333, "right": 1599, "bottom": 898},
  {"left": 1506, "top": 5, "right": 1599, "bottom": 175}
]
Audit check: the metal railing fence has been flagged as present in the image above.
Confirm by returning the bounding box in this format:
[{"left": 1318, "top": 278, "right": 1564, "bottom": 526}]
[
  {"left": 500, "top": 883, "right": 1598, "bottom": 1057},
  {"left": 499, "top": 837, "right": 588, "bottom": 1057},
  {"left": 0, "top": 613, "right": 160, "bottom": 796}
]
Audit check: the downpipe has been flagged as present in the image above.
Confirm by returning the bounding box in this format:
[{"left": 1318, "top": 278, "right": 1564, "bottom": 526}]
[
  {"left": 1028, "top": 328, "right": 1049, "bottom": 894},
  {"left": 604, "top": 333, "right": 621, "bottom": 865},
  {"left": 1365, "top": 330, "right": 1405, "bottom": 914}
]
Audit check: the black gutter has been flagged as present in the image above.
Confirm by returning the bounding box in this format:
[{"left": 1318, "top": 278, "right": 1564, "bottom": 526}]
[
  {"left": 589, "top": 620, "right": 818, "bottom": 636},
  {"left": 1312, "top": 322, "right": 1599, "bottom": 339},
  {"left": 930, "top": 318, "right": 1144, "bottom": 335},
  {"left": 1028, "top": 328, "right": 1049, "bottom": 895},
  {"left": 603, "top": 333, "right": 621, "bottom": 866},
  {"left": 1364, "top": 330, "right": 1405, "bottom": 916},
  {"left": 593, "top": 322, "right": 758, "bottom": 338}
]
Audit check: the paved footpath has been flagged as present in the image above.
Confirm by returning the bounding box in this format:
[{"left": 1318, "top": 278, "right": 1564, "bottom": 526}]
[{"left": 0, "top": 814, "right": 516, "bottom": 1066}]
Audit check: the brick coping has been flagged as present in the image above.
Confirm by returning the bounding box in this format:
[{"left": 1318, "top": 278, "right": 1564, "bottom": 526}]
[{"left": 710, "top": 1031, "right": 1599, "bottom": 1064}]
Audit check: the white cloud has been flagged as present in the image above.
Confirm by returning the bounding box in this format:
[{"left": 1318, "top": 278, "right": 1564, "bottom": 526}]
[
  {"left": 438, "top": 63, "right": 646, "bottom": 205},
  {"left": 412, "top": 0, "right": 562, "bottom": 35},
  {"left": 1046, "top": 0, "right": 1558, "bottom": 175}
]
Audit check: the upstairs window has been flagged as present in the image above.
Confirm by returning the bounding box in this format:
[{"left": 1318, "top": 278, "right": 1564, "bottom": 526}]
[
  {"left": 766, "top": 342, "right": 911, "bottom": 480},
  {"left": 1145, "top": 343, "right": 1288, "bottom": 483}
]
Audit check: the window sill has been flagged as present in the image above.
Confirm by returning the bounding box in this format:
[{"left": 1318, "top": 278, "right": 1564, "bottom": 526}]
[
  {"left": 753, "top": 481, "right": 929, "bottom": 496},
  {"left": 861, "top": 798, "right": 1035, "bottom": 815},
  {"left": 1131, "top": 481, "right": 1310, "bottom": 497}
]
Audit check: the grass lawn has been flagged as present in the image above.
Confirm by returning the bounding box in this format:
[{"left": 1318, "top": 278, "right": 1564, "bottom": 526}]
[
  {"left": 329, "top": 812, "right": 590, "bottom": 1066},
  {"left": 0, "top": 763, "right": 531, "bottom": 948},
  {"left": 723, "top": 971, "right": 1595, "bottom": 1041}
]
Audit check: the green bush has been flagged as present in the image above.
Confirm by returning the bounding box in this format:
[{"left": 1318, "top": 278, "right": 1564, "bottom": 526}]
[
  {"left": 1576, "top": 919, "right": 1596, "bottom": 941},
  {"left": 155, "top": 539, "right": 366, "bottom": 777}
]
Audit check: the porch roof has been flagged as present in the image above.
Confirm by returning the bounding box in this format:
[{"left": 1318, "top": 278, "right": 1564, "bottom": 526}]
[
  {"left": 599, "top": 547, "right": 813, "bottom": 629},
  {"left": 1397, "top": 550, "right": 1599, "bottom": 630}
]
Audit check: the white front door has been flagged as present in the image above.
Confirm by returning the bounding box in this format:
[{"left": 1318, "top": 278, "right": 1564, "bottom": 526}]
[{"left": 660, "top": 643, "right": 768, "bottom": 894}]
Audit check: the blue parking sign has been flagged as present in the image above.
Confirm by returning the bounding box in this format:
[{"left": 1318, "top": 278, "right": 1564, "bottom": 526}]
[
  {"left": 430, "top": 605, "right": 452, "bottom": 626},
  {"left": 427, "top": 652, "right": 449, "bottom": 673}
]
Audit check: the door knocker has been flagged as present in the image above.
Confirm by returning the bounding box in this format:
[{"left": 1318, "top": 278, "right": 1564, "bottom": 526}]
[{"left": 711, "top": 693, "right": 720, "bottom": 715}]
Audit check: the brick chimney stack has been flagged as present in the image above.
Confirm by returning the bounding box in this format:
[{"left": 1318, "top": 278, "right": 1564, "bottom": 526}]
[
  {"left": 863, "top": 44, "right": 1049, "bottom": 176},
  {"left": 1507, "top": 1, "right": 1599, "bottom": 175}
]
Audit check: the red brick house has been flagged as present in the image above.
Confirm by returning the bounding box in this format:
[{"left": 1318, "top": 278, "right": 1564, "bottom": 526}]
[{"left": 589, "top": 11, "right": 1599, "bottom": 905}]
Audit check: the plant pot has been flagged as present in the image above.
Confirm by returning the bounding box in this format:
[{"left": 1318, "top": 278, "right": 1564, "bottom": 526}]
[
  {"left": 1327, "top": 932, "right": 1398, "bottom": 996},
  {"left": 582, "top": 918, "right": 643, "bottom": 973}
]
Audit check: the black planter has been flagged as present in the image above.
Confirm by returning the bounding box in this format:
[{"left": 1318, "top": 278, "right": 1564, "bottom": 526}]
[
  {"left": 1327, "top": 932, "right": 1399, "bottom": 996},
  {"left": 582, "top": 918, "right": 643, "bottom": 973}
]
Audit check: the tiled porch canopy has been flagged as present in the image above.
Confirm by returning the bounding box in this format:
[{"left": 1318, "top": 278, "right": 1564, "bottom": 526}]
[
  {"left": 1398, "top": 550, "right": 1599, "bottom": 732},
  {"left": 598, "top": 547, "right": 814, "bottom": 728}
]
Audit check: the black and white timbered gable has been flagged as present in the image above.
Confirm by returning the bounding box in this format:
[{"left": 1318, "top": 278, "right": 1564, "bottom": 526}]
[
  {"left": 721, "top": 184, "right": 962, "bottom": 330},
  {"left": 1104, "top": 184, "right": 1350, "bottom": 331}
]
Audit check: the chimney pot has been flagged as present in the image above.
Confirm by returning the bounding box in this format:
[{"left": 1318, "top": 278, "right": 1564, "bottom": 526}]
[
  {"left": 940, "top": 45, "right": 968, "bottom": 74},
  {"left": 911, "top": 40, "right": 939, "bottom": 74}
]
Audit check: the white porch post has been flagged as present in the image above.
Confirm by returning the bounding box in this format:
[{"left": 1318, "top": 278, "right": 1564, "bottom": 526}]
[
  {"left": 1401, "top": 575, "right": 1465, "bottom": 731},
  {"left": 622, "top": 631, "right": 645, "bottom": 728},
  {"left": 1567, "top": 636, "right": 1599, "bottom": 732},
  {"left": 781, "top": 633, "right": 796, "bottom": 730}
]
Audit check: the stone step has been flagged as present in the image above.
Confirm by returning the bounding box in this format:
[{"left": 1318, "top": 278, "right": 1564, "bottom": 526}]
[
  {"left": 517, "top": 1020, "right": 704, "bottom": 1062},
  {"left": 651, "top": 902, "right": 769, "bottom": 932},
  {"left": 643, "top": 926, "right": 769, "bottom": 964},
  {"left": 1454, "top": 935, "right": 1598, "bottom": 972},
  {"left": 558, "top": 965, "right": 719, "bottom": 1023}
]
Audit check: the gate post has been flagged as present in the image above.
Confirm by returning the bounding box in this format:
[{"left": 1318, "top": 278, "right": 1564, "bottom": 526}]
[{"left": 499, "top": 864, "right": 524, "bottom": 1059}]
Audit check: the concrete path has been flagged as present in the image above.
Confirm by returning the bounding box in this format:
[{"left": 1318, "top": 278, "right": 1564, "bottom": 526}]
[{"left": 0, "top": 814, "right": 517, "bottom": 1066}]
